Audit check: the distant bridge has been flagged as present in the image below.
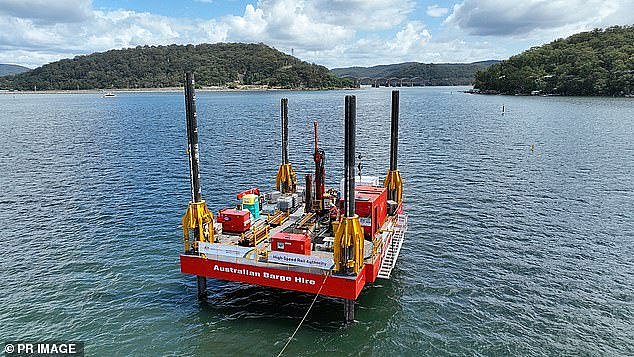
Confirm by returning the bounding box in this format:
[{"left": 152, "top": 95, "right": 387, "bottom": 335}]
[{"left": 339, "top": 76, "right": 432, "bottom": 87}]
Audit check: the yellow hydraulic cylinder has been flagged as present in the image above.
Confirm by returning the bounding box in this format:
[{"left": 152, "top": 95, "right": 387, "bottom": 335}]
[
  {"left": 275, "top": 163, "right": 297, "bottom": 194},
  {"left": 182, "top": 200, "right": 214, "bottom": 251},
  {"left": 333, "top": 215, "right": 365, "bottom": 274},
  {"left": 384, "top": 169, "right": 403, "bottom": 204}
]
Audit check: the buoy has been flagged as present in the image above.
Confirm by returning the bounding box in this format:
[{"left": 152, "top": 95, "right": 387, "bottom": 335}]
[
  {"left": 530, "top": 144, "right": 535, "bottom": 151},
  {"left": 502, "top": 104, "right": 505, "bottom": 114}
]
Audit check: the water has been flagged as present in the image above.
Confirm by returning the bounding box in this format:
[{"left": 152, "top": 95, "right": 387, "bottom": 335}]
[{"left": 0, "top": 88, "right": 632, "bottom": 356}]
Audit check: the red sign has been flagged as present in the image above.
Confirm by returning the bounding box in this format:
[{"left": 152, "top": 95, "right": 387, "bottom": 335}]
[{"left": 180, "top": 255, "right": 366, "bottom": 299}]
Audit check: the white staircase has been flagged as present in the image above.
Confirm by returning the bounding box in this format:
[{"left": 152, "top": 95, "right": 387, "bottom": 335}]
[{"left": 377, "top": 214, "right": 407, "bottom": 279}]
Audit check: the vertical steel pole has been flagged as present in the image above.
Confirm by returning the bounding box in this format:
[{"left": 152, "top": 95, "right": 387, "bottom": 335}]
[
  {"left": 389, "top": 90, "right": 399, "bottom": 172},
  {"left": 281, "top": 98, "right": 289, "bottom": 164},
  {"left": 343, "top": 95, "right": 356, "bottom": 323},
  {"left": 313, "top": 121, "right": 325, "bottom": 211},
  {"left": 185, "top": 72, "right": 202, "bottom": 203},
  {"left": 344, "top": 299, "right": 354, "bottom": 323},
  {"left": 305, "top": 174, "right": 313, "bottom": 213},
  {"left": 344, "top": 95, "right": 356, "bottom": 218},
  {"left": 184, "top": 72, "right": 207, "bottom": 299}
]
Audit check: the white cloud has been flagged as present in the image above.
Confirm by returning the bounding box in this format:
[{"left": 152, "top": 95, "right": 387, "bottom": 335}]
[
  {"left": 309, "top": 21, "right": 432, "bottom": 67},
  {"left": 0, "top": 0, "right": 92, "bottom": 23},
  {"left": 220, "top": 0, "right": 415, "bottom": 52},
  {"left": 0, "top": 10, "right": 226, "bottom": 53},
  {"left": 304, "top": 0, "right": 416, "bottom": 30},
  {"left": 224, "top": 0, "right": 352, "bottom": 51},
  {"left": 0, "top": 49, "right": 71, "bottom": 69},
  {"left": 391, "top": 21, "right": 432, "bottom": 54},
  {"left": 445, "top": 0, "right": 634, "bottom": 36},
  {"left": 224, "top": 4, "right": 267, "bottom": 39},
  {"left": 0, "top": 9, "right": 228, "bottom": 65},
  {"left": 426, "top": 4, "right": 448, "bottom": 18},
  {"left": 1, "top": 0, "right": 633, "bottom": 69}
]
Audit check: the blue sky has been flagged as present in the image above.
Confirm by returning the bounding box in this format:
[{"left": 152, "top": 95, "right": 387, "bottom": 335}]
[
  {"left": 1, "top": 0, "right": 632, "bottom": 68},
  {"left": 93, "top": 0, "right": 249, "bottom": 18}
]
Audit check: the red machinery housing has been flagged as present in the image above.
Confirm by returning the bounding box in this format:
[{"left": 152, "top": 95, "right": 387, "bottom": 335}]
[
  {"left": 237, "top": 187, "right": 260, "bottom": 200},
  {"left": 217, "top": 209, "right": 251, "bottom": 233},
  {"left": 353, "top": 186, "right": 388, "bottom": 237},
  {"left": 271, "top": 232, "right": 311, "bottom": 255}
]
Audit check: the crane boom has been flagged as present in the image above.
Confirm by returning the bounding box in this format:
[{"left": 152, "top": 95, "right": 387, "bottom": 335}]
[{"left": 313, "top": 121, "right": 326, "bottom": 212}]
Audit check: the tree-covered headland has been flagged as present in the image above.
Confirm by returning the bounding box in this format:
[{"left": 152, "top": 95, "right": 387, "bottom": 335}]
[
  {"left": 474, "top": 26, "right": 633, "bottom": 96},
  {"left": 332, "top": 61, "right": 498, "bottom": 86},
  {"left": 0, "top": 43, "right": 353, "bottom": 90}
]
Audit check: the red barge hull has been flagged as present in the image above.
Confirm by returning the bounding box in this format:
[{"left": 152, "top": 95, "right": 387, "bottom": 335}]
[{"left": 180, "top": 253, "right": 383, "bottom": 300}]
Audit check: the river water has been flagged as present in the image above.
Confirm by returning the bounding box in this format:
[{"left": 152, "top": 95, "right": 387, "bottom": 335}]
[{"left": 0, "top": 88, "right": 632, "bottom": 356}]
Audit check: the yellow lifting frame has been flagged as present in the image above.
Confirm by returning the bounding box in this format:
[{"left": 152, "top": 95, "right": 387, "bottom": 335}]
[
  {"left": 384, "top": 169, "right": 403, "bottom": 204},
  {"left": 275, "top": 163, "right": 297, "bottom": 194},
  {"left": 333, "top": 215, "right": 365, "bottom": 274},
  {"left": 182, "top": 200, "right": 214, "bottom": 252}
]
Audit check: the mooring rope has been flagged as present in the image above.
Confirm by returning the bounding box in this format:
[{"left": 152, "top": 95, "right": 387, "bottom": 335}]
[{"left": 277, "top": 271, "right": 330, "bottom": 357}]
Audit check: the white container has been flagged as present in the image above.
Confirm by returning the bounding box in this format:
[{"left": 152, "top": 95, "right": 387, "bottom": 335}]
[
  {"left": 277, "top": 196, "right": 293, "bottom": 211},
  {"left": 213, "top": 222, "right": 223, "bottom": 235},
  {"left": 269, "top": 190, "right": 281, "bottom": 203},
  {"left": 339, "top": 175, "right": 380, "bottom": 194}
]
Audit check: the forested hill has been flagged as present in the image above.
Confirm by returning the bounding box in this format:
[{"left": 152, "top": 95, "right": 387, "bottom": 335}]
[
  {"left": 331, "top": 61, "right": 498, "bottom": 86},
  {"left": 0, "top": 64, "right": 30, "bottom": 76},
  {"left": 0, "top": 43, "right": 352, "bottom": 90},
  {"left": 474, "top": 26, "right": 634, "bottom": 96}
]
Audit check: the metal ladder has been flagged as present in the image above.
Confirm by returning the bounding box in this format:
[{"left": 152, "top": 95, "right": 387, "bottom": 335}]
[{"left": 377, "top": 214, "right": 407, "bottom": 279}]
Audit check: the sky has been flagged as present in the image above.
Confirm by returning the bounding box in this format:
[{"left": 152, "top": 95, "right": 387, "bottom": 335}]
[{"left": 0, "top": 0, "right": 632, "bottom": 69}]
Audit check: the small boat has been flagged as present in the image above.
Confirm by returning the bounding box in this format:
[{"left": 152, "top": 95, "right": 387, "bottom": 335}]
[{"left": 103, "top": 91, "right": 115, "bottom": 97}]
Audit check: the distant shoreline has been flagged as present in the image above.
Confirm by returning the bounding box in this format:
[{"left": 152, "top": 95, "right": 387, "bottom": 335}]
[
  {"left": 463, "top": 88, "right": 634, "bottom": 98},
  {"left": 0, "top": 85, "right": 479, "bottom": 95},
  {"left": 0, "top": 85, "right": 361, "bottom": 94}
]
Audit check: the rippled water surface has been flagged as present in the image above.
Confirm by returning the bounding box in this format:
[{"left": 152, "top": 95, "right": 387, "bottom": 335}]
[{"left": 0, "top": 88, "right": 632, "bottom": 356}]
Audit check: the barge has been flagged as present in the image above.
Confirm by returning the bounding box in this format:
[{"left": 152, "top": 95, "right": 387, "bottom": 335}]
[{"left": 179, "top": 73, "right": 407, "bottom": 321}]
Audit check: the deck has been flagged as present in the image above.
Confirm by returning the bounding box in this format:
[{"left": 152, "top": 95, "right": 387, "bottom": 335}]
[{"left": 180, "top": 204, "right": 404, "bottom": 299}]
